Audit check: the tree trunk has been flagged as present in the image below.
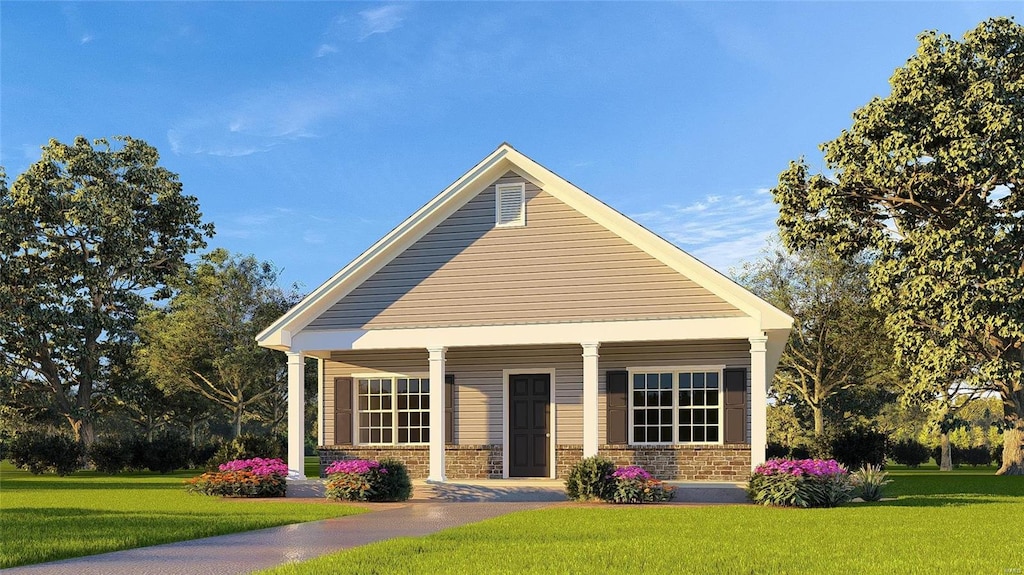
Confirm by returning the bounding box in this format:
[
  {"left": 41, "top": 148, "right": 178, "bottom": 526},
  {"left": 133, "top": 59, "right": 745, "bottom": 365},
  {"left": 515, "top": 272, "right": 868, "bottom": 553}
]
[
  {"left": 939, "top": 432, "right": 953, "bottom": 471},
  {"left": 997, "top": 415, "right": 1023, "bottom": 476},
  {"left": 813, "top": 406, "right": 824, "bottom": 436},
  {"left": 233, "top": 407, "right": 243, "bottom": 438}
]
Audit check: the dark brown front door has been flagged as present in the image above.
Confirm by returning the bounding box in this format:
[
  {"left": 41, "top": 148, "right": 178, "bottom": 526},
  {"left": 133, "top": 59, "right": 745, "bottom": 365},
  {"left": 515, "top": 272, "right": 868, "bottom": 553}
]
[{"left": 509, "top": 374, "right": 550, "bottom": 477}]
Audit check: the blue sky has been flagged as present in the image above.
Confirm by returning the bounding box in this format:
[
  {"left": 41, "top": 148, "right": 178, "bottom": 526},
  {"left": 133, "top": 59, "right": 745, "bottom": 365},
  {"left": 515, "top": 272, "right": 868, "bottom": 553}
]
[{"left": 3, "top": 2, "right": 1020, "bottom": 292}]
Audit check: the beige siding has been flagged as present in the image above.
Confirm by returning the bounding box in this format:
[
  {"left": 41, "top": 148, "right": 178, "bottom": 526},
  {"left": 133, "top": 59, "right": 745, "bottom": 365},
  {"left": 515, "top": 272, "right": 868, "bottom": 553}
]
[
  {"left": 307, "top": 171, "right": 743, "bottom": 330},
  {"left": 320, "top": 341, "right": 752, "bottom": 446}
]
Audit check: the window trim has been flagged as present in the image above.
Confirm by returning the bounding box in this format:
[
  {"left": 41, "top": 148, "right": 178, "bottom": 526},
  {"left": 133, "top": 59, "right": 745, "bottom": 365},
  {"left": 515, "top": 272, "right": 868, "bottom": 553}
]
[
  {"left": 626, "top": 365, "right": 726, "bottom": 447},
  {"left": 494, "top": 182, "right": 527, "bottom": 228},
  {"left": 351, "top": 372, "right": 431, "bottom": 446}
]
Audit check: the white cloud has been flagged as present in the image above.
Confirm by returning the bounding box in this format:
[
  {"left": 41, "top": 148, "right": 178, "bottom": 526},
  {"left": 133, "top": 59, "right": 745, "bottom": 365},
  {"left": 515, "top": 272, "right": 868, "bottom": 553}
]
[
  {"left": 218, "top": 208, "right": 334, "bottom": 242},
  {"left": 315, "top": 43, "right": 338, "bottom": 58},
  {"left": 80, "top": 34, "right": 94, "bottom": 45},
  {"left": 630, "top": 187, "right": 779, "bottom": 275},
  {"left": 359, "top": 5, "right": 407, "bottom": 40}
]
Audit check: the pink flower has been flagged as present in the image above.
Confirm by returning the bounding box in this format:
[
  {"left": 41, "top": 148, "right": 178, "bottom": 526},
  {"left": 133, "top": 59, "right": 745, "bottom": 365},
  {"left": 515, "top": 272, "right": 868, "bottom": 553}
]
[
  {"left": 218, "top": 458, "right": 288, "bottom": 476},
  {"left": 325, "top": 459, "right": 387, "bottom": 475}
]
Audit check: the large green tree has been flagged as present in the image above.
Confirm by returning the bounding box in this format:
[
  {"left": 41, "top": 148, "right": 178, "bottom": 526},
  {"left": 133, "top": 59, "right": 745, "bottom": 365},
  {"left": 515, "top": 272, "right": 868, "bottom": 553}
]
[
  {"left": 136, "top": 249, "right": 297, "bottom": 438},
  {"left": 0, "top": 137, "right": 213, "bottom": 445},
  {"left": 772, "top": 18, "right": 1024, "bottom": 475},
  {"left": 739, "top": 245, "right": 895, "bottom": 436}
]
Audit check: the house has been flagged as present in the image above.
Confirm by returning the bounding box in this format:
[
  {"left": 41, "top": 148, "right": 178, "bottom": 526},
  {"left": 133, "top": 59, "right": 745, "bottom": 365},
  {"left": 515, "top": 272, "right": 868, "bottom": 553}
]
[{"left": 257, "top": 144, "right": 792, "bottom": 483}]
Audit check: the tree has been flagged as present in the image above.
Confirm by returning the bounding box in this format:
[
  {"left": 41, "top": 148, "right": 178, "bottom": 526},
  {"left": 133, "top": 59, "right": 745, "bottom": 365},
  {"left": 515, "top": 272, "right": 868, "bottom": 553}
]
[
  {"left": 738, "top": 244, "right": 896, "bottom": 436},
  {"left": 136, "top": 249, "right": 297, "bottom": 438},
  {"left": 0, "top": 137, "right": 213, "bottom": 446},
  {"left": 772, "top": 18, "right": 1024, "bottom": 475}
]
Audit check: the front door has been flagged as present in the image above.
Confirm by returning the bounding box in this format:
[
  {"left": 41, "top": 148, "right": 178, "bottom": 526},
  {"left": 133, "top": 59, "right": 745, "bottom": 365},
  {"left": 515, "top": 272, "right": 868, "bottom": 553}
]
[{"left": 509, "top": 373, "right": 551, "bottom": 477}]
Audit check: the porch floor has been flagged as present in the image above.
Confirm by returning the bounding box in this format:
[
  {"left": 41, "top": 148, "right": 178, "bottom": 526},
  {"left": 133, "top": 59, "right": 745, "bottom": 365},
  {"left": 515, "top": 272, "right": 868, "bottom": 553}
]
[{"left": 287, "top": 479, "right": 747, "bottom": 503}]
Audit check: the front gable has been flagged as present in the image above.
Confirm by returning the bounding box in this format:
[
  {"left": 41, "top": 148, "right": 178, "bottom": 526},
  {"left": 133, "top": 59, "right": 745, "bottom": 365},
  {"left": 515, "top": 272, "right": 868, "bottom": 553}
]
[{"left": 306, "top": 170, "right": 744, "bottom": 330}]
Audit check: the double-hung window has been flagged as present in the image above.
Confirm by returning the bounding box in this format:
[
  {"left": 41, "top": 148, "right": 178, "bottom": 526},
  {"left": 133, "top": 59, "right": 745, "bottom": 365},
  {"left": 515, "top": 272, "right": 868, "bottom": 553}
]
[
  {"left": 356, "top": 376, "right": 430, "bottom": 445},
  {"left": 629, "top": 368, "right": 723, "bottom": 445}
]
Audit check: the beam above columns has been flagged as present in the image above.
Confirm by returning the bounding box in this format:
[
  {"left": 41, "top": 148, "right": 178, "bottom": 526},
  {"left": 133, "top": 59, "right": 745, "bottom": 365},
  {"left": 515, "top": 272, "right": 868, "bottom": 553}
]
[
  {"left": 286, "top": 351, "right": 306, "bottom": 480},
  {"left": 427, "top": 346, "right": 447, "bottom": 482},
  {"left": 582, "top": 342, "right": 600, "bottom": 458}
]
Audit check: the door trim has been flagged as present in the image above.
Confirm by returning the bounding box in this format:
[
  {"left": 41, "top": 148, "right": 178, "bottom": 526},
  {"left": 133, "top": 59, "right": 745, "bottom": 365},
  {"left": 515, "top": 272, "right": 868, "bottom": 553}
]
[{"left": 502, "top": 368, "right": 556, "bottom": 479}]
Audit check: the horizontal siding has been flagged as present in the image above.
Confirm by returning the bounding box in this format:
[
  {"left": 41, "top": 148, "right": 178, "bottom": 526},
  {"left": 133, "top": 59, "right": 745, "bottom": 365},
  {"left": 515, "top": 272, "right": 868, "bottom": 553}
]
[
  {"left": 321, "top": 340, "right": 753, "bottom": 447},
  {"left": 307, "top": 171, "right": 744, "bottom": 330}
]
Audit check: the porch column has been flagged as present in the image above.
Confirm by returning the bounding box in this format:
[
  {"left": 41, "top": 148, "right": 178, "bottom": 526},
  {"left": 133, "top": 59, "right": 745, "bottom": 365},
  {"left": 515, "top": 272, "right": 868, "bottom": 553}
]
[
  {"left": 428, "top": 346, "right": 447, "bottom": 482},
  {"left": 286, "top": 351, "right": 306, "bottom": 480},
  {"left": 582, "top": 342, "right": 600, "bottom": 457},
  {"left": 749, "top": 335, "right": 769, "bottom": 470}
]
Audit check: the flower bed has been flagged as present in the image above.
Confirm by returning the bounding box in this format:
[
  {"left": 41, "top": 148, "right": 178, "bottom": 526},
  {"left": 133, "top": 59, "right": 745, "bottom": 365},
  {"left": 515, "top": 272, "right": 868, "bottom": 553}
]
[
  {"left": 565, "top": 457, "right": 674, "bottom": 504},
  {"left": 324, "top": 458, "right": 411, "bottom": 502},
  {"left": 185, "top": 457, "right": 287, "bottom": 498},
  {"left": 747, "top": 458, "right": 853, "bottom": 508}
]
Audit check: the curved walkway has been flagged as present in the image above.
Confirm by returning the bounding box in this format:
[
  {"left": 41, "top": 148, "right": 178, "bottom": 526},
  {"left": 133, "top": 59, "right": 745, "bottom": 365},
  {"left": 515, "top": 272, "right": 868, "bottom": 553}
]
[{"left": 0, "top": 501, "right": 553, "bottom": 575}]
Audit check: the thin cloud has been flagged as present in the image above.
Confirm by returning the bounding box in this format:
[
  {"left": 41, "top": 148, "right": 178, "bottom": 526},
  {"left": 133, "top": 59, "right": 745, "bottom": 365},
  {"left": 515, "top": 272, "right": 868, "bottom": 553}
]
[
  {"left": 631, "top": 187, "right": 779, "bottom": 274},
  {"left": 218, "top": 208, "right": 334, "bottom": 241},
  {"left": 315, "top": 43, "right": 338, "bottom": 58},
  {"left": 359, "top": 5, "right": 407, "bottom": 40},
  {"left": 80, "top": 34, "right": 94, "bottom": 45}
]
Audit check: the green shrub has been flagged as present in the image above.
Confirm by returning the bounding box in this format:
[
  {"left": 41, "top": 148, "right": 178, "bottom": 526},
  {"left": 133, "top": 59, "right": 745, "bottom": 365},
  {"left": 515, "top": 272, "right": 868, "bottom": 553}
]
[
  {"left": 992, "top": 444, "right": 1003, "bottom": 465},
  {"left": 960, "top": 446, "right": 993, "bottom": 466},
  {"left": 189, "top": 442, "right": 220, "bottom": 469},
  {"left": 931, "top": 445, "right": 962, "bottom": 467},
  {"left": 813, "top": 425, "right": 888, "bottom": 470},
  {"left": 139, "top": 433, "right": 191, "bottom": 473},
  {"left": 747, "top": 458, "right": 853, "bottom": 508},
  {"left": 888, "top": 438, "right": 930, "bottom": 468},
  {"left": 185, "top": 458, "right": 288, "bottom": 498},
  {"left": 564, "top": 456, "right": 616, "bottom": 501},
  {"left": 87, "top": 436, "right": 137, "bottom": 474},
  {"left": 8, "top": 432, "right": 84, "bottom": 476},
  {"left": 324, "top": 458, "right": 412, "bottom": 502},
  {"left": 208, "top": 434, "right": 284, "bottom": 469},
  {"left": 851, "top": 464, "right": 891, "bottom": 501}
]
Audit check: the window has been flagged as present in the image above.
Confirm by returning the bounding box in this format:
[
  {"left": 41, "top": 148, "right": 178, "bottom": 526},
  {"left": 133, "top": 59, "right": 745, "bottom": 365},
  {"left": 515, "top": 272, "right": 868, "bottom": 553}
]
[
  {"left": 630, "top": 369, "right": 722, "bottom": 445},
  {"left": 356, "top": 376, "right": 430, "bottom": 445},
  {"left": 495, "top": 182, "right": 526, "bottom": 227}
]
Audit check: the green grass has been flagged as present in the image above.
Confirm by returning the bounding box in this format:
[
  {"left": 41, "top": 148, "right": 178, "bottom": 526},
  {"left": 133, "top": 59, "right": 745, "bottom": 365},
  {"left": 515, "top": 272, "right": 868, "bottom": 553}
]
[
  {"left": 262, "top": 468, "right": 1024, "bottom": 575},
  {"left": 0, "top": 460, "right": 363, "bottom": 568}
]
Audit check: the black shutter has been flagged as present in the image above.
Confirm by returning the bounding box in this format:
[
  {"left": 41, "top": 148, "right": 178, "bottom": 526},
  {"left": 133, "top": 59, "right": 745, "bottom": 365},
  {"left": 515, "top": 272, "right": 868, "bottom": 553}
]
[
  {"left": 445, "top": 374, "right": 455, "bottom": 444},
  {"left": 723, "top": 368, "right": 747, "bottom": 444},
  {"left": 334, "top": 377, "right": 353, "bottom": 445},
  {"left": 606, "top": 370, "right": 628, "bottom": 445}
]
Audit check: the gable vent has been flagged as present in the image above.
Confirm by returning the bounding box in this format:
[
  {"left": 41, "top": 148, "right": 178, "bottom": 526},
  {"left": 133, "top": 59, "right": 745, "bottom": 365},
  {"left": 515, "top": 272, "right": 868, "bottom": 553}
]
[{"left": 495, "top": 183, "right": 526, "bottom": 227}]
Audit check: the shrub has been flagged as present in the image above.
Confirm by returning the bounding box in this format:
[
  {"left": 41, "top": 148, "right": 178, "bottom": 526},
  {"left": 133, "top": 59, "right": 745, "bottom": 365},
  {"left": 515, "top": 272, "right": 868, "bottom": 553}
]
[
  {"left": 747, "top": 458, "right": 853, "bottom": 508},
  {"left": 813, "top": 425, "right": 888, "bottom": 470},
  {"left": 138, "top": 433, "right": 191, "bottom": 474},
  {"left": 888, "top": 438, "right": 930, "bottom": 468},
  {"left": 88, "top": 436, "right": 137, "bottom": 474},
  {"left": 851, "top": 464, "right": 891, "bottom": 501},
  {"left": 992, "top": 444, "right": 1004, "bottom": 465},
  {"left": 325, "top": 458, "right": 412, "bottom": 502},
  {"left": 185, "top": 457, "right": 288, "bottom": 497},
  {"left": 208, "top": 434, "right": 284, "bottom": 469},
  {"left": 766, "top": 443, "right": 789, "bottom": 459},
  {"left": 565, "top": 456, "right": 616, "bottom": 501},
  {"left": 960, "top": 445, "right": 993, "bottom": 466},
  {"left": 8, "top": 432, "right": 84, "bottom": 476},
  {"left": 189, "top": 442, "right": 220, "bottom": 469},
  {"left": 931, "top": 445, "right": 962, "bottom": 467},
  {"left": 606, "top": 465, "right": 675, "bottom": 504}
]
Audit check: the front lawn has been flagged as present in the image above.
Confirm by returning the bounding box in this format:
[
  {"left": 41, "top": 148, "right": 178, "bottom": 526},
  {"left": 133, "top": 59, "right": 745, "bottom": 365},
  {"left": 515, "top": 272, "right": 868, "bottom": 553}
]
[
  {"left": 262, "top": 468, "right": 1024, "bottom": 575},
  {"left": 0, "top": 460, "right": 363, "bottom": 568}
]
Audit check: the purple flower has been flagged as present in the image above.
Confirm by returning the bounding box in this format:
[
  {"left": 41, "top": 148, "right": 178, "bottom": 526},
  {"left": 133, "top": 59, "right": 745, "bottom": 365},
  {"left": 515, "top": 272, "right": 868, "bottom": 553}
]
[
  {"left": 325, "top": 459, "right": 387, "bottom": 475},
  {"left": 611, "top": 465, "right": 653, "bottom": 481},
  {"left": 754, "top": 458, "right": 848, "bottom": 478},
  {"left": 218, "top": 457, "right": 288, "bottom": 476}
]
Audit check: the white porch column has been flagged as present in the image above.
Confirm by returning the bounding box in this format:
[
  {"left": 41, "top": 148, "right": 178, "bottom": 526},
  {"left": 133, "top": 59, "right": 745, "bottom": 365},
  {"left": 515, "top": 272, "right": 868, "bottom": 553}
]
[
  {"left": 428, "top": 346, "right": 447, "bottom": 482},
  {"left": 582, "top": 342, "right": 601, "bottom": 458},
  {"left": 749, "top": 335, "right": 769, "bottom": 470},
  {"left": 286, "top": 351, "right": 307, "bottom": 480}
]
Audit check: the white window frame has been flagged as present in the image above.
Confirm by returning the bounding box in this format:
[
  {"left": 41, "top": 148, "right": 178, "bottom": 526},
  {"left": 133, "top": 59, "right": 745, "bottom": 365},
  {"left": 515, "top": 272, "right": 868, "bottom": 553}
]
[
  {"left": 627, "top": 365, "right": 726, "bottom": 446},
  {"left": 352, "top": 372, "right": 431, "bottom": 446},
  {"left": 495, "top": 182, "right": 526, "bottom": 228}
]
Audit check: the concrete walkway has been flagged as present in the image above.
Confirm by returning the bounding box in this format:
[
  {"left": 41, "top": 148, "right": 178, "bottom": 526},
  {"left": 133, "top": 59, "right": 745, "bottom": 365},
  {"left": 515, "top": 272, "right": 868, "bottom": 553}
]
[{"left": 0, "top": 502, "right": 552, "bottom": 575}]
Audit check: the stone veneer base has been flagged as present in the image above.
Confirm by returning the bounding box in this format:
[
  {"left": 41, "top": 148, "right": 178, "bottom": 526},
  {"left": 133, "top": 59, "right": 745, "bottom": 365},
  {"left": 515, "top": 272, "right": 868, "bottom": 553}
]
[{"left": 320, "top": 443, "right": 751, "bottom": 481}]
